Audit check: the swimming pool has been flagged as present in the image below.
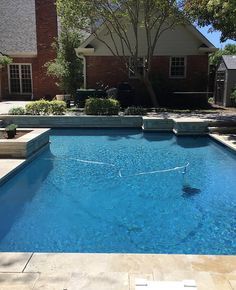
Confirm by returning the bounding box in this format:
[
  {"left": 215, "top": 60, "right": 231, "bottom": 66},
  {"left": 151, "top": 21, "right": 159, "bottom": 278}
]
[{"left": 0, "top": 129, "right": 236, "bottom": 254}]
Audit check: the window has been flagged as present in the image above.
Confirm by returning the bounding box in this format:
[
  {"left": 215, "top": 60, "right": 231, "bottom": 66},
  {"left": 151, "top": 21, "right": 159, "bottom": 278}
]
[
  {"left": 8, "top": 64, "right": 32, "bottom": 94},
  {"left": 216, "top": 71, "right": 225, "bottom": 82},
  {"left": 169, "top": 57, "right": 186, "bottom": 78},
  {"left": 129, "top": 57, "right": 145, "bottom": 78}
]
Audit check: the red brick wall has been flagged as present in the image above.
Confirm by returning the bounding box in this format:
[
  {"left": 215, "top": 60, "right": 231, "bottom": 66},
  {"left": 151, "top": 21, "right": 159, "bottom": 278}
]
[
  {"left": 34, "top": 0, "right": 59, "bottom": 99},
  {"left": 86, "top": 55, "right": 209, "bottom": 92},
  {"left": 86, "top": 56, "right": 128, "bottom": 89},
  {"left": 1, "top": 0, "right": 60, "bottom": 100}
]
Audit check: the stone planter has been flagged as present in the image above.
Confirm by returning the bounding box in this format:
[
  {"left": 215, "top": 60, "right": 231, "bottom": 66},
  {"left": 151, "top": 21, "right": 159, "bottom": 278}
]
[{"left": 0, "top": 128, "right": 50, "bottom": 158}]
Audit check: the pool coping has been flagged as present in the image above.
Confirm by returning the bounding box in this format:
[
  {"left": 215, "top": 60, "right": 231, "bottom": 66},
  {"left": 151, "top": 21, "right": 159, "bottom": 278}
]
[
  {"left": 209, "top": 133, "right": 236, "bottom": 153},
  {"left": 0, "top": 142, "right": 50, "bottom": 186}
]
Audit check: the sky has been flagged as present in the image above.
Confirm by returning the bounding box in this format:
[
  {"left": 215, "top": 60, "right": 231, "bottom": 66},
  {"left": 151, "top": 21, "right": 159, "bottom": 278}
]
[{"left": 197, "top": 25, "right": 236, "bottom": 49}]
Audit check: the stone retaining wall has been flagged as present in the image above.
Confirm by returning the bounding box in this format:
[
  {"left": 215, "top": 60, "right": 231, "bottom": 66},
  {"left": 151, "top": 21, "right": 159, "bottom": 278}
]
[{"left": 0, "top": 116, "right": 143, "bottom": 128}]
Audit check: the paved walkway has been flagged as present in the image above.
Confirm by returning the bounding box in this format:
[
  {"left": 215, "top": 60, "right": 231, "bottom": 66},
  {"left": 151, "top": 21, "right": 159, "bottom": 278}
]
[
  {"left": 0, "top": 253, "right": 236, "bottom": 289},
  {"left": 0, "top": 101, "right": 29, "bottom": 114}
]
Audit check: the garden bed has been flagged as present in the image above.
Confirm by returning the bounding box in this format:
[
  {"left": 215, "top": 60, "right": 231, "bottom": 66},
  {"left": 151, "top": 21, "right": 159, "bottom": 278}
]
[{"left": 0, "top": 130, "right": 31, "bottom": 140}]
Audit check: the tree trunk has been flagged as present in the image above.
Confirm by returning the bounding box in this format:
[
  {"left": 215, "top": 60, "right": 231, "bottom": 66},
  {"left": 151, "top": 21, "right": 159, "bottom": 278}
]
[{"left": 143, "top": 76, "right": 159, "bottom": 108}]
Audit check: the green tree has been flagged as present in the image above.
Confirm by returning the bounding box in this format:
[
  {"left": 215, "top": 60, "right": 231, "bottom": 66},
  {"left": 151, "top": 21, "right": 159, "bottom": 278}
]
[
  {"left": 185, "top": 0, "right": 236, "bottom": 42},
  {"left": 45, "top": 27, "right": 83, "bottom": 99},
  {"left": 57, "top": 0, "right": 186, "bottom": 107},
  {"left": 210, "top": 44, "right": 236, "bottom": 67},
  {"left": 0, "top": 54, "right": 12, "bottom": 67},
  {"left": 0, "top": 53, "right": 12, "bottom": 100}
]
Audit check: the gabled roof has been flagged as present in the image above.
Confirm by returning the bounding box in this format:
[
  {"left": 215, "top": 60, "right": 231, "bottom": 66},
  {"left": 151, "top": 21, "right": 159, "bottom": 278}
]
[
  {"left": 78, "top": 22, "right": 217, "bottom": 53},
  {"left": 222, "top": 55, "right": 236, "bottom": 70}
]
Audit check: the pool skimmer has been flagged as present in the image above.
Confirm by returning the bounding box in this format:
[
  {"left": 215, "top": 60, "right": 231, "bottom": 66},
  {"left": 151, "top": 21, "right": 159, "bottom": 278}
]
[{"left": 135, "top": 279, "right": 197, "bottom": 289}]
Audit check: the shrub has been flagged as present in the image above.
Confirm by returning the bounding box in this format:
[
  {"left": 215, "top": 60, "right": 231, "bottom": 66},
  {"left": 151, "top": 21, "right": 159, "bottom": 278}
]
[
  {"left": 85, "top": 98, "right": 120, "bottom": 115},
  {"left": 25, "top": 99, "right": 66, "bottom": 115},
  {"left": 5, "top": 124, "right": 18, "bottom": 131},
  {"left": 49, "top": 100, "right": 66, "bottom": 115},
  {"left": 5, "top": 124, "right": 17, "bottom": 139},
  {"left": 8, "top": 106, "right": 25, "bottom": 115},
  {"left": 124, "top": 106, "right": 147, "bottom": 115},
  {"left": 26, "top": 100, "right": 48, "bottom": 115},
  {"left": 230, "top": 87, "right": 236, "bottom": 106}
]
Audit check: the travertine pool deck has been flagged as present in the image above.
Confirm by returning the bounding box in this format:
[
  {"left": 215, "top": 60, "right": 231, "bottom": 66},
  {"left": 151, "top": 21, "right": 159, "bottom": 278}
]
[{"left": 0, "top": 253, "right": 236, "bottom": 289}]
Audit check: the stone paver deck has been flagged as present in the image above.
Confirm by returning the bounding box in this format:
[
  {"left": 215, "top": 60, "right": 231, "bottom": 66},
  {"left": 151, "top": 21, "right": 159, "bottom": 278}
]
[{"left": 0, "top": 253, "right": 236, "bottom": 289}]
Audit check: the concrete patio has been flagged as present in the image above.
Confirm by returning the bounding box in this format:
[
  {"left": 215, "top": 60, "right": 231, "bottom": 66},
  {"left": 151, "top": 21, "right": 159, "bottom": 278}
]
[
  {"left": 0, "top": 253, "right": 236, "bottom": 289},
  {"left": 0, "top": 101, "right": 29, "bottom": 115}
]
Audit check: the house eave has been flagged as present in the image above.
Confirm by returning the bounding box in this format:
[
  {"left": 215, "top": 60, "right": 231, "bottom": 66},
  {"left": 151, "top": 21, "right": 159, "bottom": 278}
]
[
  {"left": 7, "top": 51, "right": 38, "bottom": 58},
  {"left": 199, "top": 47, "right": 218, "bottom": 53},
  {"left": 75, "top": 47, "right": 95, "bottom": 56}
]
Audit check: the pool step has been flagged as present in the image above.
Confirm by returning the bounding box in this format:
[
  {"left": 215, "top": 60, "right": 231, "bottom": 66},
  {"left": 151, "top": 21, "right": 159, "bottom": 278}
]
[
  {"left": 209, "top": 120, "right": 236, "bottom": 127},
  {"left": 142, "top": 117, "right": 174, "bottom": 131},
  {"left": 173, "top": 118, "right": 209, "bottom": 135},
  {"left": 208, "top": 126, "right": 236, "bottom": 134}
]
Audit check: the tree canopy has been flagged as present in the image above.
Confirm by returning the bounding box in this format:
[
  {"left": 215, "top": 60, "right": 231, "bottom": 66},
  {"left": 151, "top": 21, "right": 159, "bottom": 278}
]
[
  {"left": 185, "top": 0, "right": 236, "bottom": 42},
  {"left": 209, "top": 44, "right": 236, "bottom": 67},
  {"left": 45, "top": 27, "right": 83, "bottom": 97},
  {"left": 57, "top": 0, "right": 186, "bottom": 106},
  {"left": 0, "top": 54, "right": 12, "bottom": 67}
]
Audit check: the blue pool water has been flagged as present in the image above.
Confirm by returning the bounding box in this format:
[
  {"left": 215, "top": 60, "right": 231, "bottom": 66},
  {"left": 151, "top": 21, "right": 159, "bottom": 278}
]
[{"left": 0, "top": 129, "right": 236, "bottom": 254}]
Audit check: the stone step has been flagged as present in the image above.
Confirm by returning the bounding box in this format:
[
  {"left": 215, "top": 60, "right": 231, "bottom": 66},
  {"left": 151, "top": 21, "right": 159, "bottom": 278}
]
[
  {"left": 209, "top": 121, "right": 236, "bottom": 127},
  {"left": 209, "top": 127, "right": 236, "bottom": 134},
  {"left": 173, "top": 119, "right": 209, "bottom": 135},
  {"left": 142, "top": 117, "right": 174, "bottom": 131}
]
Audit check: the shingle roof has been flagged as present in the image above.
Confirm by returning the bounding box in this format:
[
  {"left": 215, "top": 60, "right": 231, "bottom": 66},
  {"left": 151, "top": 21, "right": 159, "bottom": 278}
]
[{"left": 222, "top": 55, "right": 236, "bottom": 70}]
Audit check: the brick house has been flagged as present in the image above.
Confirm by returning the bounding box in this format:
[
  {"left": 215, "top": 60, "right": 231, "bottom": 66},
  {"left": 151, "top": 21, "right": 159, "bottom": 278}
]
[
  {"left": 0, "top": 0, "right": 60, "bottom": 101},
  {"left": 76, "top": 22, "right": 217, "bottom": 106}
]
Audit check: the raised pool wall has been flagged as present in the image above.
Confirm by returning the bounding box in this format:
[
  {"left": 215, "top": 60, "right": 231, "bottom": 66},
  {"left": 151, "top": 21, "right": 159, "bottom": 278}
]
[{"left": 0, "top": 115, "right": 209, "bottom": 135}]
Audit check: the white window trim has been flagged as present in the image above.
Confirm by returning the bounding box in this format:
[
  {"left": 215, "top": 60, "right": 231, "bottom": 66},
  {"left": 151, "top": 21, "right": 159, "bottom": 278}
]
[
  {"left": 128, "top": 57, "right": 145, "bottom": 79},
  {"left": 8, "top": 63, "right": 33, "bottom": 95},
  {"left": 169, "top": 56, "right": 187, "bottom": 79}
]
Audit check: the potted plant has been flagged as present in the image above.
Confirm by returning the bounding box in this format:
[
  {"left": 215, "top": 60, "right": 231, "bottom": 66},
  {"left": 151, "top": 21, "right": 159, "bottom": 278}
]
[{"left": 5, "top": 124, "right": 18, "bottom": 139}]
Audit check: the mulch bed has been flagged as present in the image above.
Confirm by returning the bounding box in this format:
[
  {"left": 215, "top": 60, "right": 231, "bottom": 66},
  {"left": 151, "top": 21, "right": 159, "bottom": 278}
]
[{"left": 0, "top": 130, "right": 31, "bottom": 140}]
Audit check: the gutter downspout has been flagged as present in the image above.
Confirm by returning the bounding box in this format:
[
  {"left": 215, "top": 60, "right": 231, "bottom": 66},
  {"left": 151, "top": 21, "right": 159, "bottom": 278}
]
[
  {"left": 81, "top": 55, "right": 87, "bottom": 89},
  {"left": 75, "top": 49, "right": 87, "bottom": 89}
]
